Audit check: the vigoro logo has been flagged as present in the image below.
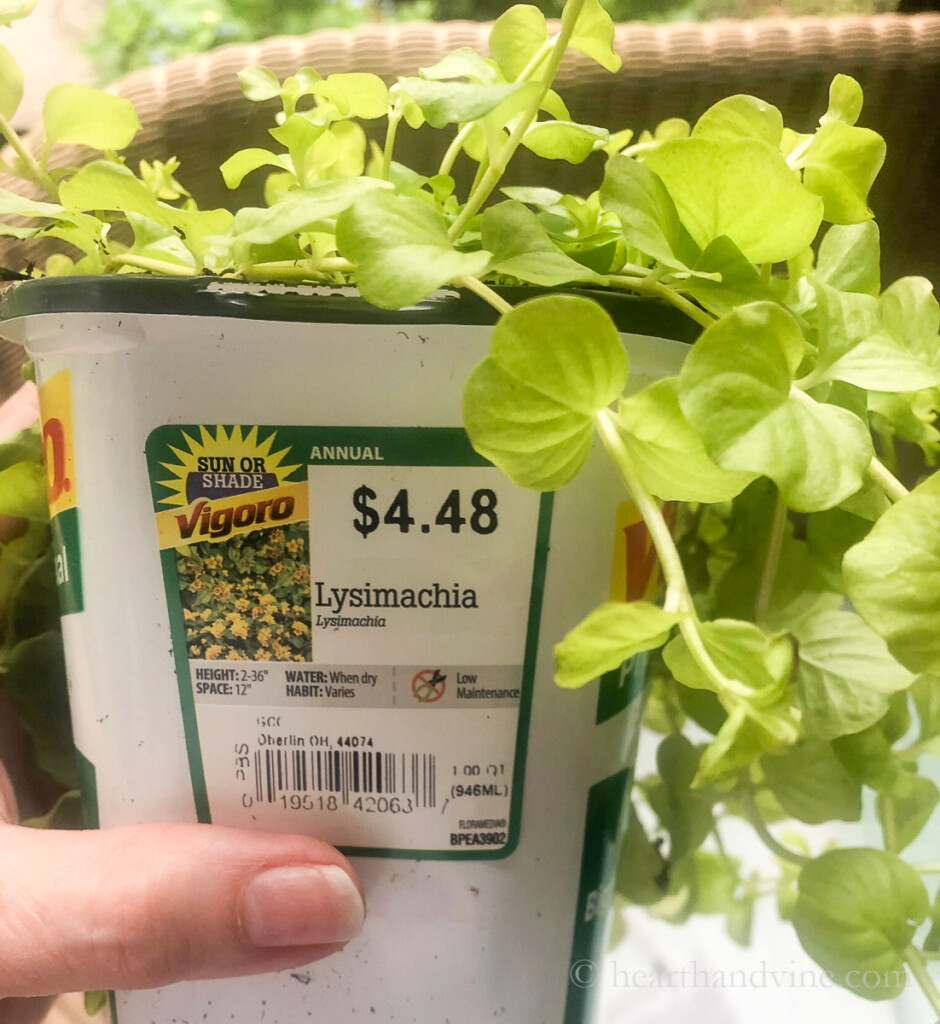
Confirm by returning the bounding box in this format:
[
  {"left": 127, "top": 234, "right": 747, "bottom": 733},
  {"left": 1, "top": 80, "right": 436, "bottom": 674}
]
[
  {"left": 153, "top": 425, "right": 308, "bottom": 549},
  {"left": 175, "top": 493, "right": 296, "bottom": 541}
]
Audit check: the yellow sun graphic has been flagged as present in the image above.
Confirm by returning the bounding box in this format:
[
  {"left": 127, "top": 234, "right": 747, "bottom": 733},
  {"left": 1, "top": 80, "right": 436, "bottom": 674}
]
[{"left": 155, "top": 425, "right": 302, "bottom": 508}]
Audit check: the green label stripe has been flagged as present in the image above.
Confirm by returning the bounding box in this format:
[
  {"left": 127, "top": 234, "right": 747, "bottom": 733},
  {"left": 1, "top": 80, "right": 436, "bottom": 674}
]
[
  {"left": 595, "top": 651, "right": 648, "bottom": 725},
  {"left": 75, "top": 747, "right": 99, "bottom": 829},
  {"left": 563, "top": 766, "right": 633, "bottom": 1024},
  {"left": 50, "top": 504, "right": 83, "bottom": 614},
  {"left": 161, "top": 545, "right": 212, "bottom": 823}
]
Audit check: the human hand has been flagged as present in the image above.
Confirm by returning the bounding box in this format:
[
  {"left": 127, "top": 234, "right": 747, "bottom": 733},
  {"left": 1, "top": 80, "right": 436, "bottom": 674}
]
[
  {"left": 0, "top": 382, "right": 366, "bottom": 1020},
  {"left": 0, "top": 751, "right": 366, "bottom": 1012}
]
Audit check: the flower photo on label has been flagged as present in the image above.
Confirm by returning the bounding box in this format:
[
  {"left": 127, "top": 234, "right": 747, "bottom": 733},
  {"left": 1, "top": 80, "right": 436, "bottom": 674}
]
[{"left": 176, "top": 522, "right": 312, "bottom": 662}]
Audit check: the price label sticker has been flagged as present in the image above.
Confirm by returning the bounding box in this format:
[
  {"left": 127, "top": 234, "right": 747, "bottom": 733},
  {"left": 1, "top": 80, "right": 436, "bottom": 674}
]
[{"left": 147, "top": 424, "right": 552, "bottom": 858}]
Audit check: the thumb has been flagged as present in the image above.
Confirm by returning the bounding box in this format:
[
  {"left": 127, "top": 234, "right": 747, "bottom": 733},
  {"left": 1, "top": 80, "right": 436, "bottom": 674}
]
[{"left": 0, "top": 819, "right": 366, "bottom": 998}]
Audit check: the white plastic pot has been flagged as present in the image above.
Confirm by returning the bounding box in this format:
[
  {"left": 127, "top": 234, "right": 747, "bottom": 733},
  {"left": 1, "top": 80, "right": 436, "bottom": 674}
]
[{"left": 2, "top": 277, "right": 694, "bottom": 1024}]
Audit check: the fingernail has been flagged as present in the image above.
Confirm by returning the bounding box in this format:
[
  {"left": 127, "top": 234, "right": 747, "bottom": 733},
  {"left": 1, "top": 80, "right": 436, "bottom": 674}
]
[{"left": 241, "top": 864, "right": 365, "bottom": 948}]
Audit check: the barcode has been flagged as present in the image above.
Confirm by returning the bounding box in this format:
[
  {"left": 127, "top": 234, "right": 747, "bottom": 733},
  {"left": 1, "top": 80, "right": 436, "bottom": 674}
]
[{"left": 253, "top": 748, "right": 436, "bottom": 808}]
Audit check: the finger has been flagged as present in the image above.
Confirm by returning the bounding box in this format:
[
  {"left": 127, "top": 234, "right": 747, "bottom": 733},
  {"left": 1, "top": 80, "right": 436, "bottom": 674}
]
[
  {"left": 0, "top": 779, "right": 53, "bottom": 1024},
  {"left": 0, "top": 821, "right": 366, "bottom": 997},
  {"left": 0, "top": 382, "right": 39, "bottom": 441}
]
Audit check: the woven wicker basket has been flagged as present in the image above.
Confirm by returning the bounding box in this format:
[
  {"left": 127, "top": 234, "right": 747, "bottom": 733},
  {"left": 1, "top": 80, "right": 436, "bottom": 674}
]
[{"left": 1, "top": 14, "right": 938, "bottom": 397}]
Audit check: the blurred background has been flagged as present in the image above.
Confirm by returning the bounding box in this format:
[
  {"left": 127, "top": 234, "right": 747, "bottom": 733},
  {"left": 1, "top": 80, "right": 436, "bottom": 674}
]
[{"left": 6, "top": 0, "right": 939, "bottom": 123}]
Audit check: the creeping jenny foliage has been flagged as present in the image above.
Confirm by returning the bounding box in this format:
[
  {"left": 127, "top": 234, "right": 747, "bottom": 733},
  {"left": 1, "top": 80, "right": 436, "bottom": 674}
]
[{"left": 1, "top": 0, "right": 940, "bottom": 1012}]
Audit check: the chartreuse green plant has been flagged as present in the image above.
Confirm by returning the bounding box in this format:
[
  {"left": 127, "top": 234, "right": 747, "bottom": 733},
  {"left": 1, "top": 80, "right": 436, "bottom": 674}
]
[{"left": 0, "top": 0, "right": 939, "bottom": 1012}]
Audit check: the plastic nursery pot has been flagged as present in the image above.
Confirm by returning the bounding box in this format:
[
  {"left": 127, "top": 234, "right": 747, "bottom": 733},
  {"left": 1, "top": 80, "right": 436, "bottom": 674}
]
[{"left": 1, "top": 277, "right": 697, "bottom": 1024}]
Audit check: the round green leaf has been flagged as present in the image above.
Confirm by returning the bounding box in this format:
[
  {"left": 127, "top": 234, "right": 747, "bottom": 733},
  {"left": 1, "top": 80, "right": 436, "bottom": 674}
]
[
  {"left": 844, "top": 471, "right": 940, "bottom": 675},
  {"left": 312, "top": 73, "right": 388, "bottom": 120},
  {"left": 877, "top": 773, "right": 939, "bottom": 852},
  {"left": 815, "top": 222, "right": 881, "bottom": 296},
  {"left": 420, "top": 47, "right": 499, "bottom": 86},
  {"left": 678, "top": 302, "right": 873, "bottom": 512},
  {"left": 488, "top": 294, "right": 626, "bottom": 414},
  {"left": 463, "top": 295, "right": 627, "bottom": 490},
  {"left": 794, "top": 849, "right": 928, "bottom": 999},
  {"left": 880, "top": 276, "right": 940, "bottom": 369},
  {"left": 821, "top": 74, "right": 864, "bottom": 128},
  {"left": 463, "top": 359, "right": 595, "bottom": 491},
  {"left": 812, "top": 281, "right": 940, "bottom": 392},
  {"left": 616, "top": 805, "right": 670, "bottom": 906},
  {"left": 761, "top": 741, "right": 862, "bottom": 824},
  {"left": 59, "top": 160, "right": 161, "bottom": 219},
  {"left": 570, "top": 0, "right": 621, "bottom": 73},
  {"left": 481, "top": 200, "right": 604, "bottom": 287},
  {"left": 489, "top": 5, "right": 547, "bottom": 81},
  {"left": 800, "top": 121, "right": 886, "bottom": 225},
  {"left": 645, "top": 734, "right": 717, "bottom": 861},
  {"left": 522, "top": 120, "right": 607, "bottom": 163},
  {"left": 554, "top": 600, "right": 682, "bottom": 688},
  {"left": 663, "top": 618, "right": 793, "bottom": 698},
  {"left": 237, "top": 66, "right": 282, "bottom": 102},
  {"left": 397, "top": 77, "right": 532, "bottom": 129},
  {"left": 43, "top": 84, "right": 141, "bottom": 152},
  {"left": 336, "top": 189, "right": 490, "bottom": 309},
  {"left": 692, "top": 94, "right": 783, "bottom": 148},
  {"left": 599, "top": 154, "right": 685, "bottom": 268},
  {"left": 220, "top": 148, "right": 289, "bottom": 190},
  {"left": 792, "top": 609, "right": 914, "bottom": 740},
  {"left": 645, "top": 139, "right": 824, "bottom": 264},
  {"left": 617, "top": 378, "right": 755, "bottom": 503},
  {"left": 0, "top": 42, "right": 22, "bottom": 121}
]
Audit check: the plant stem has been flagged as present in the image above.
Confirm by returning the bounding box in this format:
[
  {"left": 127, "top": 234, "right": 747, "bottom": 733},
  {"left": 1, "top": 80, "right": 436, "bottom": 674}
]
[
  {"left": 785, "top": 135, "right": 814, "bottom": 170},
  {"left": 905, "top": 946, "right": 940, "bottom": 1019},
  {"left": 712, "top": 821, "right": 729, "bottom": 859},
  {"left": 381, "top": 103, "right": 402, "bottom": 180},
  {"left": 457, "top": 275, "right": 512, "bottom": 315},
  {"left": 868, "top": 453, "right": 909, "bottom": 503},
  {"left": 739, "top": 785, "right": 809, "bottom": 868},
  {"left": 594, "top": 408, "right": 754, "bottom": 700},
  {"left": 241, "top": 256, "right": 354, "bottom": 282},
  {"left": 0, "top": 110, "right": 59, "bottom": 199},
  {"left": 619, "top": 140, "right": 662, "bottom": 158},
  {"left": 439, "top": 124, "right": 474, "bottom": 178},
  {"left": 468, "top": 149, "right": 491, "bottom": 199},
  {"left": 913, "top": 864, "right": 940, "bottom": 874},
  {"left": 437, "top": 37, "right": 553, "bottom": 180},
  {"left": 754, "top": 493, "right": 787, "bottom": 626},
  {"left": 595, "top": 407, "right": 686, "bottom": 607},
  {"left": 881, "top": 794, "right": 899, "bottom": 853},
  {"left": 607, "top": 274, "right": 715, "bottom": 329},
  {"left": 317, "top": 256, "right": 354, "bottom": 272},
  {"left": 515, "top": 37, "right": 555, "bottom": 84},
  {"left": 447, "top": 0, "right": 587, "bottom": 241},
  {"left": 109, "top": 254, "right": 197, "bottom": 276}
]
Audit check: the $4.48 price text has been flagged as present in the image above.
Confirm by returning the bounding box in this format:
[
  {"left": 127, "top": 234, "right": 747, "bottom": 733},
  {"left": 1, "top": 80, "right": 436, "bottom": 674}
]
[{"left": 352, "top": 485, "right": 499, "bottom": 539}]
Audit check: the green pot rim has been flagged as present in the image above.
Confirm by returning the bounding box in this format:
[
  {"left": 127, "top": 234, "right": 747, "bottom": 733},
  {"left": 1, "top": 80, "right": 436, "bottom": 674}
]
[{"left": 0, "top": 275, "right": 700, "bottom": 343}]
